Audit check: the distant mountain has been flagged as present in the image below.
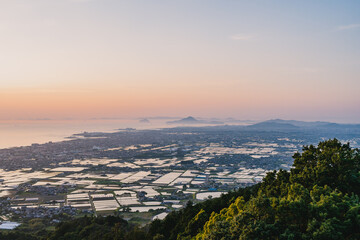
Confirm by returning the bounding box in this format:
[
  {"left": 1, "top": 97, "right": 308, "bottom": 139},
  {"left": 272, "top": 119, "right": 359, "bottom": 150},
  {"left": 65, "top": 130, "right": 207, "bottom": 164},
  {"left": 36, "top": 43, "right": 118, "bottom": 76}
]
[
  {"left": 167, "top": 116, "right": 199, "bottom": 125},
  {"left": 167, "top": 116, "right": 223, "bottom": 125},
  {"left": 139, "top": 118, "right": 150, "bottom": 123},
  {"left": 262, "top": 119, "right": 336, "bottom": 128},
  {"left": 247, "top": 120, "right": 299, "bottom": 130},
  {"left": 247, "top": 119, "right": 360, "bottom": 131},
  {"left": 180, "top": 116, "right": 198, "bottom": 122}
]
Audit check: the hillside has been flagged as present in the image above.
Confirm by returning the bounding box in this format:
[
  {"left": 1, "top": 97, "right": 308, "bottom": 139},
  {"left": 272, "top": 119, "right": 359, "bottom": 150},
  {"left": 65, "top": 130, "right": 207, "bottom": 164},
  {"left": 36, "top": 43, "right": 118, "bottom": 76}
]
[
  {"left": 1, "top": 139, "right": 359, "bottom": 239},
  {"left": 145, "top": 139, "right": 360, "bottom": 240}
]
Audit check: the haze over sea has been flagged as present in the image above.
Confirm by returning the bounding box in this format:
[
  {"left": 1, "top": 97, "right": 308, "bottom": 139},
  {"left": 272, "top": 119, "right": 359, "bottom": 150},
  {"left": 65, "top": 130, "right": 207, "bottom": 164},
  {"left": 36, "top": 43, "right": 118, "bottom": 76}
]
[{"left": 0, "top": 119, "right": 171, "bottom": 149}]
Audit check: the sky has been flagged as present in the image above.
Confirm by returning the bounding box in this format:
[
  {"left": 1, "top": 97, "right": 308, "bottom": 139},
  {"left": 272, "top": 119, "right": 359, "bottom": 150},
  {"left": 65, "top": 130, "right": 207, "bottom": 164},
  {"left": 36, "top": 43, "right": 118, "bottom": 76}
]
[{"left": 0, "top": 0, "right": 360, "bottom": 123}]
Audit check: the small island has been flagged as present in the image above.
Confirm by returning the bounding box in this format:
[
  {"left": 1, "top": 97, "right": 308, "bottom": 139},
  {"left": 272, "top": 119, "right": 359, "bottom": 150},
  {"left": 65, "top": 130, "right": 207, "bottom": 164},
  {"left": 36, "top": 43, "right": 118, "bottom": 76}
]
[
  {"left": 167, "top": 116, "right": 223, "bottom": 125},
  {"left": 139, "top": 118, "right": 150, "bottom": 123}
]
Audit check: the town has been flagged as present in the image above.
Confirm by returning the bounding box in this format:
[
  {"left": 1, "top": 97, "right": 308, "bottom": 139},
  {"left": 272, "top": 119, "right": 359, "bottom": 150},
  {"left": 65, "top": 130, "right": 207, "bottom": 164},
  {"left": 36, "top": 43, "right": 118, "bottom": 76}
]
[{"left": 0, "top": 124, "right": 359, "bottom": 229}]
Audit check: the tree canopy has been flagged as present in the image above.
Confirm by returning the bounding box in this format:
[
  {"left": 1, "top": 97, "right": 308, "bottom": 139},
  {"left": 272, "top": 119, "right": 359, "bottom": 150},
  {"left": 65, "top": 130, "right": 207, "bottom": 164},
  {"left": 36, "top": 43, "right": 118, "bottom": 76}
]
[
  {"left": 1, "top": 139, "right": 359, "bottom": 240},
  {"left": 149, "top": 139, "right": 360, "bottom": 240}
]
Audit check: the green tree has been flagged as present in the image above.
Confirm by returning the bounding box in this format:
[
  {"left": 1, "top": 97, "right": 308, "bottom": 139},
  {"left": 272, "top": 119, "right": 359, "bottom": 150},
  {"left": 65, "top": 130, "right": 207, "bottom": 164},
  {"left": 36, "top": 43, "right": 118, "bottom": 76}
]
[{"left": 290, "top": 139, "right": 360, "bottom": 195}]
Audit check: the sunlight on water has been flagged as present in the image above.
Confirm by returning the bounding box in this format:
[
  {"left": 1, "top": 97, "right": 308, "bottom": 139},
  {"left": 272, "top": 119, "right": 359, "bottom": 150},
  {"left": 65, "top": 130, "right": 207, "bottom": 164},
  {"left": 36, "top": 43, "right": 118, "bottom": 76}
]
[{"left": 0, "top": 119, "right": 169, "bottom": 149}]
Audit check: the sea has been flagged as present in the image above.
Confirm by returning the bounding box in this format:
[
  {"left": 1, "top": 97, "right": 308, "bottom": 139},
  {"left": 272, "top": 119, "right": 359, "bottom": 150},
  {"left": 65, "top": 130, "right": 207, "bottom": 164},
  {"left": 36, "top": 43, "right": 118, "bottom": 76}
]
[{"left": 0, "top": 119, "right": 171, "bottom": 149}]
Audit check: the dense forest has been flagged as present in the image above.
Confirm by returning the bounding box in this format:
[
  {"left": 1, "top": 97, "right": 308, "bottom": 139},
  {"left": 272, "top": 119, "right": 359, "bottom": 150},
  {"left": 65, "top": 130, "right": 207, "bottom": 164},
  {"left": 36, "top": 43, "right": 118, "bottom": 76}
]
[{"left": 1, "top": 139, "right": 359, "bottom": 240}]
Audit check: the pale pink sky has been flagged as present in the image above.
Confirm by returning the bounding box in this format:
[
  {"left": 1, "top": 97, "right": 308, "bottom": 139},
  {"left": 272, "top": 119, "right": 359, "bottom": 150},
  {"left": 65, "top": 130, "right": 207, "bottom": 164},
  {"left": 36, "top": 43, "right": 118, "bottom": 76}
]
[{"left": 1, "top": 1, "right": 359, "bottom": 123}]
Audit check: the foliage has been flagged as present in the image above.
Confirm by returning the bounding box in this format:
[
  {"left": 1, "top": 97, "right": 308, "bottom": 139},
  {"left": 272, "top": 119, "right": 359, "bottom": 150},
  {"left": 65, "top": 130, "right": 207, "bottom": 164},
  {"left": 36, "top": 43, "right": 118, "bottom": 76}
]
[
  {"left": 2, "top": 139, "right": 359, "bottom": 240},
  {"left": 46, "top": 215, "right": 136, "bottom": 240},
  {"left": 290, "top": 139, "right": 360, "bottom": 195},
  {"left": 192, "top": 139, "right": 360, "bottom": 240},
  {"left": 147, "top": 139, "right": 360, "bottom": 239},
  {"left": 146, "top": 185, "right": 258, "bottom": 240}
]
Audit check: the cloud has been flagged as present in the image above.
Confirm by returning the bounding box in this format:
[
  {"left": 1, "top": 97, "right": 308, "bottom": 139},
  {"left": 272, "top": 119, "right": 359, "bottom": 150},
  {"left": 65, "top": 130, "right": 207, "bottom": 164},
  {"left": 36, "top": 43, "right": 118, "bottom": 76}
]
[
  {"left": 336, "top": 24, "right": 360, "bottom": 31},
  {"left": 230, "top": 34, "right": 254, "bottom": 41}
]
